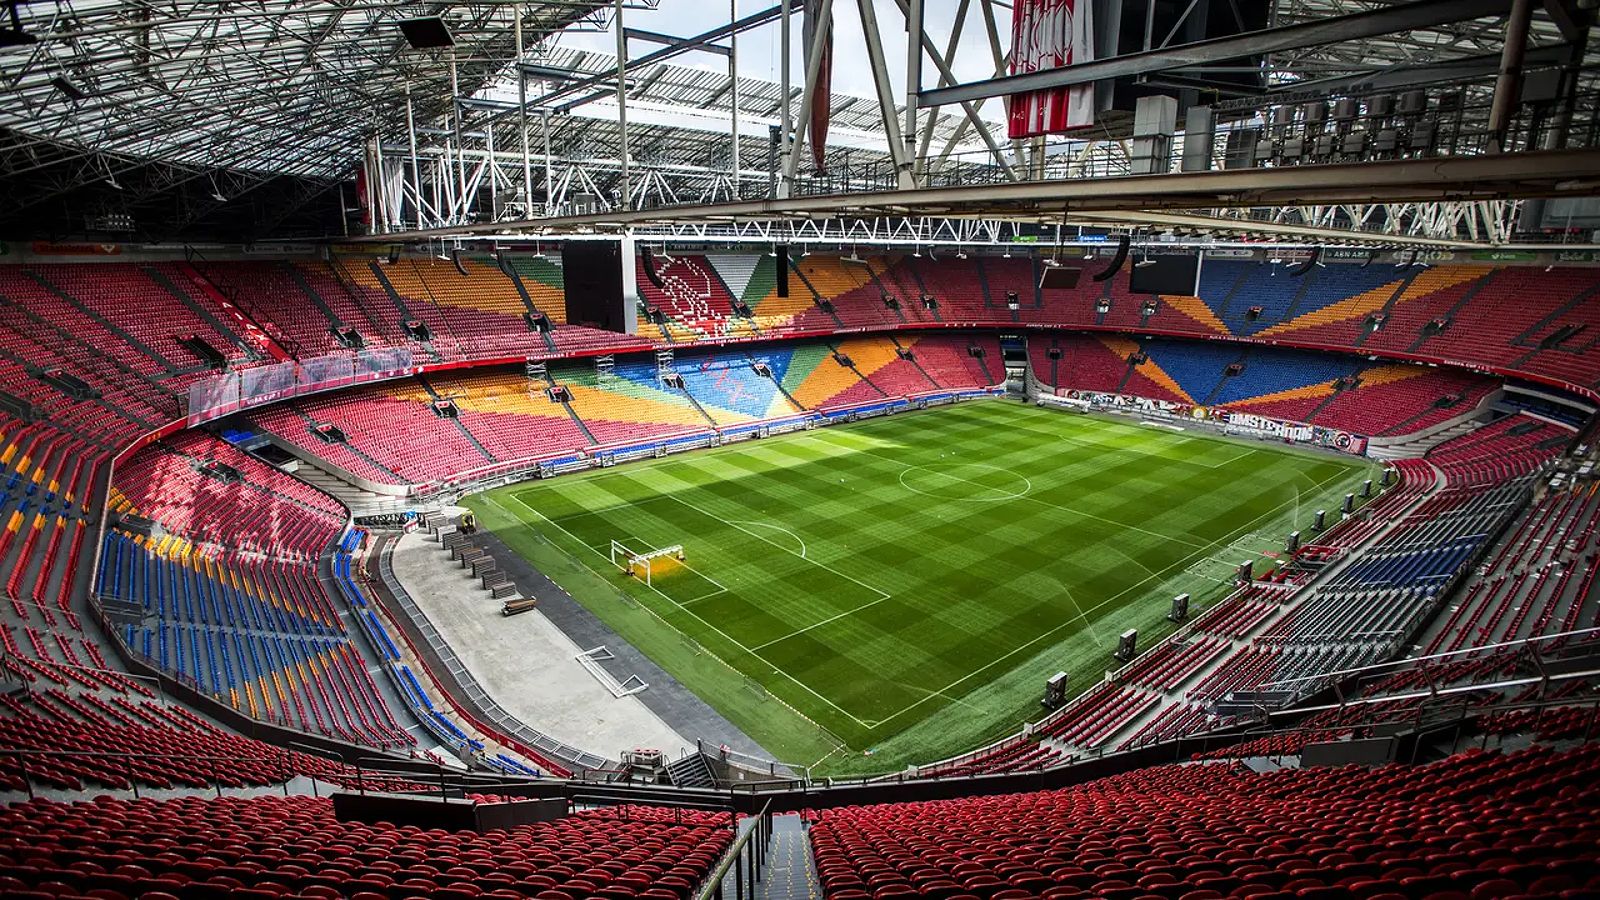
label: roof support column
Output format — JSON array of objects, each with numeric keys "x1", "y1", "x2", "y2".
[
  {"x1": 778, "y1": 0, "x2": 793, "y2": 198},
  {"x1": 542, "y1": 108, "x2": 554, "y2": 212},
  {"x1": 515, "y1": 4, "x2": 534, "y2": 217},
  {"x1": 783, "y1": 0, "x2": 836, "y2": 192},
  {"x1": 1487, "y1": 0, "x2": 1534, "y2": 153},
  {"x1": 406, "y1": 83, "x2": 423, "y2": 229},
  {"x1": 450, "y1": 51, "x2": 467, "y2": 220},
  {"x1": 731, "y1": 0, "x2": 742, "y2": 200},
  {"x1": 615, "y1": 0, "x2": 631, "y2": 210},
  {"x1": 904, "y1": 0, "x2": 922, "y2": 180},
  {"x1": 856, "y1": 0, "x2": 916, "y2": 188}
]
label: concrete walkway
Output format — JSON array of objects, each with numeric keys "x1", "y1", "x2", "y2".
[{"x1": 390, "y1": 530, "x2": 691, "y2": 759}]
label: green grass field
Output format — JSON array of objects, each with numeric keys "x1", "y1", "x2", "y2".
[{"x1": 466, "y1": 401, "x2": 1377, "y2": 775}]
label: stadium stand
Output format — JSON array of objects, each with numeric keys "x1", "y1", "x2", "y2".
[
  {"x1": 0, "y1": 795, "x2": 733, "y2": 898},
  {"x1": 1031, "y1": 333, "x2": 1502, "y2": 437},
  {"x1": 811, "y1": 745, "x2": 1600, "y2": 900},
  {"x1": 0, "y1": 252, "x2": 1595, "y2": 798},
  {"x1": 249, "y1": 336, "x2": 1000, "y2": 485}
]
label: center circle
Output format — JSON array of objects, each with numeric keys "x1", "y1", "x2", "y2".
[{"x1": 898, "y1": 463, "x2": 1032, "y2": 502}]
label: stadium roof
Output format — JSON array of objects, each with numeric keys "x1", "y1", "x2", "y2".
[
  {"x1": 0, "y1": 0, "x2": 612, "y2": 179},
  {"x1": 0, "y1": 0, "x2": 1594, "y2": 244}
]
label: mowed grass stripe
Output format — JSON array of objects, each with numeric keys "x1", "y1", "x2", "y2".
[{"x1": 470, "y1": 401, "x2": 1376, "y2": 770}]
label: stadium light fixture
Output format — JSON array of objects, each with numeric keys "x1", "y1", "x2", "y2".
[
  {"x1": 50, "y1": 76, "x2": 86, "y2": 102},
  {"x1": 398, "y1": 16, "x2": 454, "y2": 49}
]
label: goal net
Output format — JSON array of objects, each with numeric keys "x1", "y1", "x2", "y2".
[{"x1": 609, "y1": 540, "x2": 685, "y2": 586}]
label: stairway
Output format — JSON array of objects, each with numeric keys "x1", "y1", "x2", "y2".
[
  {"x1": 1353, "y1": 267, "x2": 1423, "y2": 348},
  {"x1": 750, "y1": 353, "x2": 809, "y2": 413},
  {"x1": 146, "y1": 264, "x2": 273, "y2": 362},
  {"x1": 675, "y1": 384, "x2": 726, "y2": 426},
  {"x1": 1408, "y1": 270, "x2": 1497, "y2": 352},
  {"x1": 889, "y1": 336, "x2": 942, "y2": 389},
  {"x1": 25, "y1": 271, "x2": 178, "y2": 372},
  {"x1": 787, "y1": 262, "x2": 846, "y2": 328},
  {"x1": 665, "y1": 752, "x2": 716, "y2": 789},
  {"x1": 553, "y1": 395, "x2": 598, "y2": 445},
  {"x1": 757, "y1": 814, "x2": 823, "y2": 900},
  {"x1": 417, "y1": 376, "x2": 496, "y2": 464},
  {"x1": 285, "y1": 262, "x2": 349, "y2": 332}
]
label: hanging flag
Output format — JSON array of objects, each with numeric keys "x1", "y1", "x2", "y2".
[
  {"x1": 354, "y1": 162, "x2": 371, "y2": 228},
  {"x1": 802, "y1": 2, "x2": 833, "y2": 173},
  {"x1": 1008, "y1": 0, "x2": 1095, "y2": 138}
]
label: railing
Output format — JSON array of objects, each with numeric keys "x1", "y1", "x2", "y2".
[{"x1": 696, "y1": 799, "x2": 774, "y2": 900}]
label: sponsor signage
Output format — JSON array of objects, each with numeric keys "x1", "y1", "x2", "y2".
[{"x1": 1213, "y1": 410, "x2": 1368, "y2": 455}]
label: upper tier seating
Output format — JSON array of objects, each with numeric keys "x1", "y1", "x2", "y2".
[
  {"x1": 813, "y1": 745, "x2": 1600, "y2": 900},
  {"x1": 4, "y1": 257, "x2": 1597, "y2": 402},
  {"x1": 1034, "y1": 333, "x2": 1502, "y2": 436}
]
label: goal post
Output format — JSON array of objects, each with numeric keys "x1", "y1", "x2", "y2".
[{"x1": 609, "y1": 540, "x2": 686, "y2": 586}]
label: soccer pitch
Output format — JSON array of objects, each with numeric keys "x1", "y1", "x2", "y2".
[{"x1": 466, "y1": 401, "x2": 1377, "y2": 775}]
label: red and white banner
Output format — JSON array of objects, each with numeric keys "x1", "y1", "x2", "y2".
[{"x1": 1008, "y1": 0, "x2": 1095, "y2": 138}]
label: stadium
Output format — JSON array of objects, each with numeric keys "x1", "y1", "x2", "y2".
[{"x1": 2, "y1": 0, "x2": 1600, "y2": 896}]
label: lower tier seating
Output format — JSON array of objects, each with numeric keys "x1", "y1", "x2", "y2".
[
  {"x1": 0, "y1": 794, "x2": 732, "y2": 900},
  {"x1": 812, "y1": 744, "x2": 1600, "y2": 900},
  {"x1": 251, "y1": 335, "x2": 1001, "y2": 486}
]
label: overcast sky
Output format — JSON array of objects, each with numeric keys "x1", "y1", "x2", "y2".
[{"x1": 554, "y1": 0, "x2": 1013, "y2": 121}]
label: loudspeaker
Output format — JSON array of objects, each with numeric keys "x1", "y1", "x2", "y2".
[
  {"x1": 1287, "y1": 247, "x2": 1320, "y2": 277},
  {"x1": 563, "y1": 240, "x2": 631, "y2": 333},
  {"x1": 1040, "y1": 266, "x2": 1085, "y2": 290},
  {"x1": 776, "y1": 245, "x2": 790, "y2": 298},
  {"x1": 1043, "y1": 672, "x2": 1069, "y2": 709},
  {"x1": 1115, "y1": 629, "x2": 1138, "y2": 662},
  {"x1": 386, "y1": 245, "x2": 400, "y2": 265},
  {"x1": 1093, "y1": 236, "x2": 1130, "y2": 282},
  {"x1": 640, "y1": 246, "x2": 666, "y2": 290},
  {"x1": 451, "y1": 248, "x2": 468, "y2": 277}
]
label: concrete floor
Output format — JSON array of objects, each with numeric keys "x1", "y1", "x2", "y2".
[{"x1": 390, "y1": 531, "x2": 692, "y2": 760}]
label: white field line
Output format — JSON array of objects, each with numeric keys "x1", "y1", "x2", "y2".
[
  {"x1": 511, "y1": 494, "x2": 879, "y2": 731},
  {"x1": 869, "y1": 465, "x2": 1355, "y2": 729}
]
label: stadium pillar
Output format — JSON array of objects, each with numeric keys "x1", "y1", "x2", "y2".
[
  {"x1": 904, "y1": 0, "x2": 922, "y2": 179},
  {"x1": 615, "y1": 0, "x2": 631, "y2": 209},
  {"x1": 515, "y1": 4, "x2": 534, "y2": 216},
  {"x1": 542, "y1": 108, "x2": 554, "y2": 207},
  {"x1": 855, "y1": 0, "x2": 915, "y2": 188},
  {"x1": 1487, "y1": 0, "x2": 1534, "y2": 152},
  {"x1": 730, "y1": 0, "x2": 741, "y2": 198},
  {"x1": 450, "y1": 51, "x2": 467, "y2": 213},
  {"x1": 777, "y1": 0, "x2": 793, "y2": 198},
  {"x1": 405, "y1": 84, "x2": 422, "y2": 229}
]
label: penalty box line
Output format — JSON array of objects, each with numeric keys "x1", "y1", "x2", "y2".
[
  {"x1": 590, "y1": 532, "x2": 729, "y2": 605},
  {"x1": 868, "y1": 465, "x2": 1358, "y2": 730},
  {"x1": 513, "y1": 494, "x2": 880, "y2": 732}
]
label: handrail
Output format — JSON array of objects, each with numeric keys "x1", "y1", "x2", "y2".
[
  {"x1": 696, "y1": 799, "x2": 773, "y2": 900},
  {"x1": 1258, "y1": 626, "x2": 1600, "y2": 691}
]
